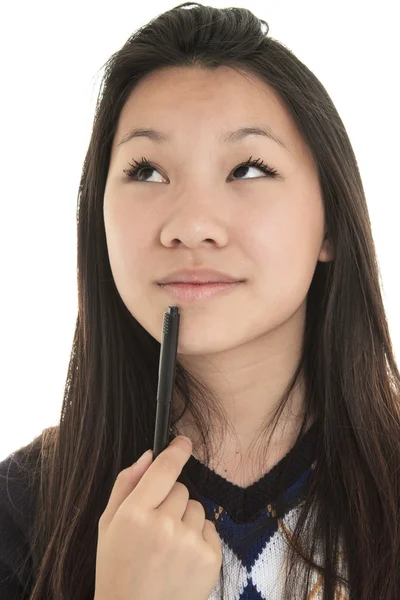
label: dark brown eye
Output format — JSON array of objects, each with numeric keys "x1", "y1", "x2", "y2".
[{"x1": 123, "y1": 155, "x2": 278, "y2": 182}]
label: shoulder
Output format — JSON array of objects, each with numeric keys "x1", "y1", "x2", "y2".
[
  {"x1": 0, "y1": 448, "x2": 40, "y2": 595},
  {"x1": 0, "y1": 447, "x2": 39, "y2": 531},
  {"x1": 0, "y1": 431, "x2": 48, "y2": 518}
]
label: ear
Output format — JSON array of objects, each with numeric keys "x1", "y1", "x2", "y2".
[{"x1": 318, "y1": 232, "x2": 335, "y2": 262}]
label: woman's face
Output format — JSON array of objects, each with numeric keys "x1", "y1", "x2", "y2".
[{"x1": 103, "y1": 66, "x2": 333, "y2": 355}]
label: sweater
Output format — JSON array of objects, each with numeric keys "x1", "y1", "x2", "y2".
[{"x1": 0, "y1": 423, "x2": 349, "y2": 599}]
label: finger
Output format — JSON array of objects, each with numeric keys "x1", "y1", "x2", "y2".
[
  {"x1": 157, "y1": 481, "x2": 190, "y2": 520},
  {"x1": 100, "y1": 449, "x2": 153, "y2": 528},
  {"x1": 202, "y1": 519, "x2": 223, "y2": 557},
  {"x1": 181, "y1": 499, "x2": 207, "y2": 531},
  {"x1": 126, "y1": 436, "x2": 192, "y2": 510}
]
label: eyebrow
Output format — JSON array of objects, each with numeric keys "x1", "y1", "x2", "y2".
[{"x1": 117, "y1": 124, "x2": 289, "y2": 152}]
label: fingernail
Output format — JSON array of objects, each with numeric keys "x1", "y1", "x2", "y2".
[
  {"x1": 173, "y1": 435, "x2": 192, "y2": 447},
  {"x1": 136, "y1": 449, "x2": 152, "y2": 466}
]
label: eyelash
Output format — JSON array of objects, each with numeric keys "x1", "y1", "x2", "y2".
[{"x1": 123, "y1": 155, "x2": 278, "y2": 181}]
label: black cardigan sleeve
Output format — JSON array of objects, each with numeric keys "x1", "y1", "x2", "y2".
[{"x1": 0, "y1": 454, "x2": 35, "y2": 599}]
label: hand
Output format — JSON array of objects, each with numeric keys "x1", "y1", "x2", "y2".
[{"x1": 94, "y1": 435, "x2": 222, "y2": 600}]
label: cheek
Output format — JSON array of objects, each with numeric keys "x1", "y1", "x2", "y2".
[
  {"x1": 242, "y1": 204, "x2": 322, "y2": 290},
  {"x1": 105, "y1": 197, "x2": 151, "y2": 257},
  {"x1": 241, "y1": 209, "x2": 297, "y2": 265}
]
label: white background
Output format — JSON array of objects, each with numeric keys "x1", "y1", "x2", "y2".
[{"x1": 1, "y1": 0, "x2": 399, "y2": 460}]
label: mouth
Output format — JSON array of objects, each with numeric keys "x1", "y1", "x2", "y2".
[{"x1": 157, "y1": 281, "x2": 242, "y2": 302}]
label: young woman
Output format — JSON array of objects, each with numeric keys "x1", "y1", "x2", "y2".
[{"x1": 1, "y1": 2, "x2": 399, "y2": 599}]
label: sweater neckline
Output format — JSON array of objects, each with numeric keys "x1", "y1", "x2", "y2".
[{"x1": 182, "y1": 422, "x2": 318, "y2": 523}]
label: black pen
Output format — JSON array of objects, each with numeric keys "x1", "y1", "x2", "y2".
[{"x1": 153, "y1": 306, "x2": 180, "y2": 460}]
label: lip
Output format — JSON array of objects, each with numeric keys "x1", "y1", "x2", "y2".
[
  {"x1": 157, "y1": 268, "x2": 242, "y2": 284},
  {"x1": 157, "y1": 282, "x2": 242, "y2": 302}
]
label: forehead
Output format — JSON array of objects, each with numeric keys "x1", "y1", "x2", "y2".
[{"x1": 113, "y1": 66, "x2": 309, "y2": 161}]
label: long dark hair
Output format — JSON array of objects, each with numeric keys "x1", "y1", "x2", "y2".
[{"x1": 4, "y1": 2, "x2": 400, "y2": 598}]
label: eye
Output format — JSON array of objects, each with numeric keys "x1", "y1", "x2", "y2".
[
  {"x1": 123, "y1": 155, "x2": 279, "y2": 182},
  {"x1": 124, "y1": 157, "x2": 164, "y2": 183},
  {"x1": 231, "y1": 157, "x2": 278, "y2": 180}
]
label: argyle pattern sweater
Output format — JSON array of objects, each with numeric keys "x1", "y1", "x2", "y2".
[
  {"x1": 0, "y1": 423, "x2": 349, "y2": 599},
  {"x1": 183, "y1": 423, "x2": 349, "y2": 599}
]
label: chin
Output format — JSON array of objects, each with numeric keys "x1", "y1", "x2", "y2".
[{"x1": 176, "y1": 331, "x2": 240, "y2": 356}]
